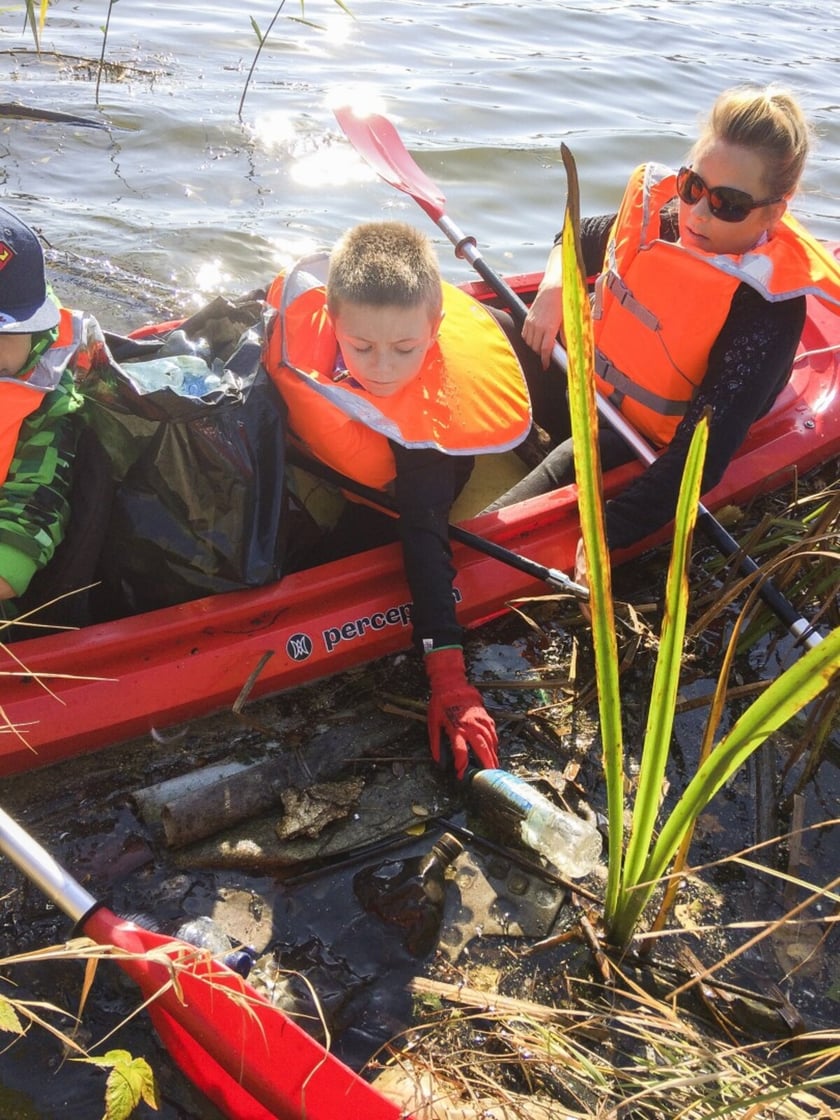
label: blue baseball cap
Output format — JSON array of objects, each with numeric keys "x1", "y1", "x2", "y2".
[{"x1": 0, "y1": 205, "x2": 61, "y2": 334}]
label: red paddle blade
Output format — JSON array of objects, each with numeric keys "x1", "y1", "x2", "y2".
[
  {"x1": 334, "y1": 105, "x2": 447, "y2": 221},
  {"x1": 83, "y1": 907, "x2": 401, "y2": 1120}
]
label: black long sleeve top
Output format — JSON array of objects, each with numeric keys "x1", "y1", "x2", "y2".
[
  {"x1": 390, "y1": 441, "x2": 473, "y2": 654},
  {"x1": 573, "y1": 213, "x2": 806, "y2": 551}
]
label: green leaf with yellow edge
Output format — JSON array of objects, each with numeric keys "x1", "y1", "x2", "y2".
[
  {"x1": 559, "y1": 143, "x2": 624, "y2": 918},
  {"x1": 649, "y1": 622, "x2": 840, "y2": 880},
  {"x1": 608, "y1": 413, "x2": 709, "y2": 945},
  {"x1": 0, "y1": 993, "x2": 25, "y2": 1035},
  {"x1": 75, "y1": 1049, "x2": 160, "y2": 1119}
]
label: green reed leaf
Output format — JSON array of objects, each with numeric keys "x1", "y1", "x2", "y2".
[
  {"x1": 619, "y1": 624, "x2": 840, "y2": 937},
  {"x1": 560, "y1": 144, "x2": 624, "y2": 916},
  {"x1": 619, "y1": 412, "x2": 707, "y2": 896}
]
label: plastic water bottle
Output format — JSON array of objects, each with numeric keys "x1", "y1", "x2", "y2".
[
  {"x1": 181, "y1": 369, "x2": 223, "y2": 397},
  {"x1": 353, "y1": 832, "x2": 464, "y2": 956},
  {"x1": 126, "y1": 354, "x2": 217, "y2": 396},
  {"x1": 468, "y1": 769, "x2": 602, "y2": 879},
  {"x1": 174, "y1": 915, "x2": 258, "y2": 979}
]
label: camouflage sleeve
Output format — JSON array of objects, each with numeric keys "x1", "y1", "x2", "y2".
[{"x1": 0, "y1": 370, "x2": 82, "y2": 598}]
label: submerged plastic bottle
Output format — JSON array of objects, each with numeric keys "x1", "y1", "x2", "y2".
[
  {"x1": 353, "y1": 832, "x2": 464, "y2": 957},
  {"x1": 468, "y1": 768, "x2": 602, "y2": 879},
  {"x1": 174, "y1": 915, "x2": 258, "y2": 979}
]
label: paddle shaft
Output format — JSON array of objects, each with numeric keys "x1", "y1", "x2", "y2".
[
  {"x1": 0, "y1": 806, "x2": 95, "y2": 922},
  {"x1": 289, "y1": 448, "x2": 589, "y2": 598}
]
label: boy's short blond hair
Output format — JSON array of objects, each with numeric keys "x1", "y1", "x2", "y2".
[{"x1": 327, "y1": 221, "x2": 443, "y2": 320}]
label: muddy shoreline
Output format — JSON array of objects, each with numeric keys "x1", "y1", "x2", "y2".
[{"x1": 1, "y1": 525, "x2": 838, "y2": 1117}]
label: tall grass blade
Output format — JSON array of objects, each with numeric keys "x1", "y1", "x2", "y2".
[
  {"x1": 618, "y1": 412, "x2": 708, "y2": 903},
  {"x1": 559, "y1": 144, "x2": 624, "y2": 915},
  {"x1": 23, "y1": 1, "x2": 41, "y2": 51}
]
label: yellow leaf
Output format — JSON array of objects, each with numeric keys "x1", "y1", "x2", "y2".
[
  {"x1": 103, "y1": 1053, "x2": 160, "y2": 1119},
  {"x1": 0, "y1": 994, "x2": 24, "y2": 1036}
]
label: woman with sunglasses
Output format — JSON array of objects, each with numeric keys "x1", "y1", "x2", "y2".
[{"x1": 485, "y1": 85, "x2": 840, "y2": 578}]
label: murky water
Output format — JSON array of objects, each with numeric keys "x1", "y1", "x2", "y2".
[{"x1": 1, "y1": 1, "x2": 839, "y2": 1116}]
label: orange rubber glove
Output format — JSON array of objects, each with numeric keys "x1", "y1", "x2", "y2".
[{"x1": 424, "y1": 647, "x2": 498, "y2": 780}]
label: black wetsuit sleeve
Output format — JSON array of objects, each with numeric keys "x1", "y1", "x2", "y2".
[
  {"x1": 390, "y1": 442, "x2": 474, "y2": 653},
  {"x1": 604, "y1": 286, "x2": 807, "y2": 551}
]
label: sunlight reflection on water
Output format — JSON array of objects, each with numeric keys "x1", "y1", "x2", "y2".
[{"x1": 3, "y1": 0, "x2": 837, "y2": 320}]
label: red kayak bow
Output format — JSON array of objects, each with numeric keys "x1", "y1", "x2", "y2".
[{"x1": 0, "y1": 806, "x2": 402, "y2": 1120}]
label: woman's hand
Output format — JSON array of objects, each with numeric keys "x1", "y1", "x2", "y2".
[{"x1": 522, "y1": 283, "x2": 564, "y2": 371}]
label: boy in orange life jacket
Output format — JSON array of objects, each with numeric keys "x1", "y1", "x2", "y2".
[
  {"x1": 264, "y1": 221, "x2": 532, "y2": 779},
  {"x1": 0, "y1": 206, "x2": 83, "y2": 620}
]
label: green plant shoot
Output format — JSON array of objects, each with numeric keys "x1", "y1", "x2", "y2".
[
  {"x1": 559, "y1": 143, "x2": 624, "y2": 919},
  {"x1": 557, "y1": 145, "x2": 840, "y2": 948},
  {"x1": 22, "y1": 1, "x2": 49, "y2": 51},
  {"x1": 618, "y1": 410, "x2": 707, "y2": 891}
]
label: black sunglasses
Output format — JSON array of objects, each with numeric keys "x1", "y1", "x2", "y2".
[{"x1": 676, "y1": 166, "x2": 782, "y2": 224}]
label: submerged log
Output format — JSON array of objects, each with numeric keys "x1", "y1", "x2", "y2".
[
  {"x1": 150, "y1": 710, "x2": 409, "y2": 848},
  {"x1": 132, "y1": 761, "x2": 249, "y2": 826},
  {"x1": 0, "y1": 102, "x2": 108, "y2": 128},
  {"x1": 160, "y1": 758, "x2": 292, "y2": 847},
  {"x1": 172, "y1": 763, "x2": 456, "y2": 872}
]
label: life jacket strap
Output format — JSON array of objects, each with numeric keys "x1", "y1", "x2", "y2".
[{"x1": 595, "y1": 351, "x2": 689, "y2": 418}]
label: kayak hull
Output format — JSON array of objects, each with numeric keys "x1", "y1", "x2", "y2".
[{"x1": 2, "y1": 272, "x2": 839, "y2": 775}]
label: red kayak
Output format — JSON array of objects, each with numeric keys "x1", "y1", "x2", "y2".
[{"x1": 2, "y1": 267, "x2": 839, "y2": 776}]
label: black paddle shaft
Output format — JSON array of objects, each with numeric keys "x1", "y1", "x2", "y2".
[
  {"x1": 287, "y1": 448, "x2": 588, "y2": 598},
  {"x1": 443, "y1": 226, "x2": 821, "y2": 649}
]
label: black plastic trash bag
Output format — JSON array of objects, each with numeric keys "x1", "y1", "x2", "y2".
[{"x1": 78, "y1": 296, "x2": 292, "y2": 617}]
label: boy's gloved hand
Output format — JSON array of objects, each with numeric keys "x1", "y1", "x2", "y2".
[{"x1": 424, "y1": 647, "x2": 498, "y2": 780}]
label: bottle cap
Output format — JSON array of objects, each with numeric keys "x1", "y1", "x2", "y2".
[
  {"x1": 432, "y1": 832, "x2": 464, "y2": 866},
  {"x1": 224, "y1": 947, "x2": 259, "y2": 979}
]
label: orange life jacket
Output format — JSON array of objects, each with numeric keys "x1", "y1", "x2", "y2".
[
  {"x1": 264, "y1": 254, "x2": 531, "y2": 491},
  {"x1": 0, "y1": 308, "x2": 79, "y2": 483},
  {"x1": 592, "y1": 163, "x2": 840, "y2": 447}
]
